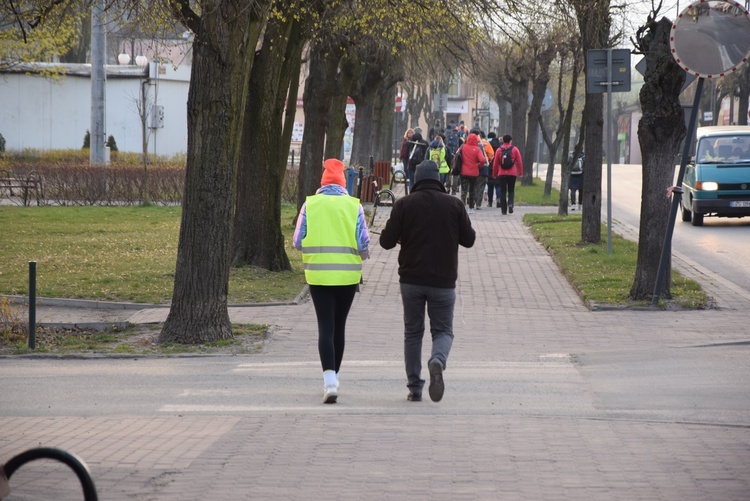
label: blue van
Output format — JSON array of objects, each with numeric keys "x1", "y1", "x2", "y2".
[{"x1": 681, "y1": 126, "x2": 750, "y2": 226}]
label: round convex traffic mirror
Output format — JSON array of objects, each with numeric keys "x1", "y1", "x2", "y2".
[{"x1": 670, "y1": 0, "x2": 750, "y2": 77}]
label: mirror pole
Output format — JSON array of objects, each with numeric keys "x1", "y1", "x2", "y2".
[{"x1": 652, "y1": 77, "x2": 704, "y2": 305}]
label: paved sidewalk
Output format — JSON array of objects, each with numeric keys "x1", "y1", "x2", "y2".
[{"x1": 2, "y1": 190, "x2": 750, "y2": 500}]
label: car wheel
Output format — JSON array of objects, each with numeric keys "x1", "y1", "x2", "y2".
[
  {"x1": 691, "y1": 211, "x2": 704, "y2": 226},
  {"x1": 680, "y1": 200, "x2": 692, "y2": 222}
]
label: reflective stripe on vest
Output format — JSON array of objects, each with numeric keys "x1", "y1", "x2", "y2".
[{"x1": 302, "y1": 194, "x2": 362, "y2": 285}]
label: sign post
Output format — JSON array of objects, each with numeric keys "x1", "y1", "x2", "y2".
[{"x1": 586, "y1": 48, "x2": 631, "y2": 254}]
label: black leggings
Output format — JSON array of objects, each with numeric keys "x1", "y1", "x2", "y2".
[{"x1": 309, "y1": 284, "x2": 357, "y2": 373}]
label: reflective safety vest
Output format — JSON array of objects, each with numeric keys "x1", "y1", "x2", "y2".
[
  {"x1": 429, "y1": 146, "x2": 449, "y2": 174},
  {"x1": 302, "y1": 194, "x2": 362, "y2": 286}
]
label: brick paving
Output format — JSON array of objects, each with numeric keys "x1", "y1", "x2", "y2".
[{"x1": 2, "y1": 187, "x2": 750, "y2": 500}]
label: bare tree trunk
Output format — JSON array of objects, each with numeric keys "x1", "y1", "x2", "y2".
[
  {"x1": 571, "y1": 0, "x2": 611, "y2": 243},
  {"x1": 509, "y1": 77, "x2": 529, "y2": 164},
  {"x1": 630, "y1": 17, "x2": 686, "y2": 300},
  {"x1": 350, "y1": 57, "x2": 385, "y2": 168},
  {"x1": 297, "y1": 41, "x2": 343, "y2": 212},
  {"x1": 160, "y1": 0, "x2": 269, "y2": 344},
  {"x1": 581, "y1": 93, "x2": 604, "y2": 243},
  {"x1": 323, "y1": 65, "x2": 352, "y2": 162},
  {"x1": 524, "y1": 45, "x2": 556, "y2": 186},
  {"x1": 373, "y1": 82, "x2": 399, "y2": 163},
  {"x1": 555, "y1": 49, "x2": 584, "y2": 214},
  {"x1": 233, "y1": 13, "x2": 305, "y2": 271}
]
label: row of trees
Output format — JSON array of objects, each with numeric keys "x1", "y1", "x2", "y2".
[{"x1": 6, "y1": 0, "x2": 727, "y2": 340}]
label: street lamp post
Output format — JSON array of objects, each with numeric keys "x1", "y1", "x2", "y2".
[{"x1": 90, "y1": 0, "x2": 107, "y2": 165}]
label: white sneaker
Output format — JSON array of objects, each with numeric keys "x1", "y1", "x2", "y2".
[
  {"x1": 468, "y1": 208, "x2": 475, "y2": 214},
  {"x1": 323, "y1": 385, "x2": 338, "y2": 404}
]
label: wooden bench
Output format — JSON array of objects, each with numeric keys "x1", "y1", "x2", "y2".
[{"x1": 0, "y1": 169, "x2": 44, "y2": 206}]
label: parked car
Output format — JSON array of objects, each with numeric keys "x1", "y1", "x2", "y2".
[{"x1": 681, "y1": 125, "x2": 750, "y2": 226}]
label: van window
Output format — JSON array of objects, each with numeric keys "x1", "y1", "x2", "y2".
[{"x1": 697, "y1": 135, "x2": 750, "y2": 163}]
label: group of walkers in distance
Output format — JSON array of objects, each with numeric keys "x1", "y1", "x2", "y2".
[{"x1": 399, "y1": 119, "x2": 523, "y2": 215}]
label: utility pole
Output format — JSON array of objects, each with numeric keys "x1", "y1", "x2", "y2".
[{"x1": 90, "y1": 0, "x2": 107, "y2": 165}]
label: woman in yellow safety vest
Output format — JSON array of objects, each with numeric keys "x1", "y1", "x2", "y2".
[{"x1": 293, "y1": 158, "x2": 370, "y2": 404}]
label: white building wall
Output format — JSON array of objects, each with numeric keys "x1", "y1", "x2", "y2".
[{"x1": 0, "y1": 63, "x2": 189, "y2": 157}]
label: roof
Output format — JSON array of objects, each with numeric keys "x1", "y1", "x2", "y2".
[{"x1": 696, "y1": 125, "x2": 750, "y2": 138}]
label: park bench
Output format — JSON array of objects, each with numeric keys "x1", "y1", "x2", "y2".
[{"x1": 0, "y1": 169, "x2": 44, "y2": 206}]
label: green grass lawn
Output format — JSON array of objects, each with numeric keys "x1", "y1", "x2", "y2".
[
  {"x1": 0, "y1": 205, "x2": 305, "y2": 304},
  {"x1": 514, "y1": 178, "x2": 559, "y2": 206},
  {"x1": 523, "y1": 213, "x2": 709, "y2": 308}
]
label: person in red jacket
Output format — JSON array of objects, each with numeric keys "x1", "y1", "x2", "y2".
[
  {"x1": 458, "y1": 133, "x2": 486, "y2": 213},
  {"x1": 492, "y1": 134, "x2": 524, "y2": 214}
]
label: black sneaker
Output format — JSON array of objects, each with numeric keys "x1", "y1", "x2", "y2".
[
  {"x1": 509, "y1": 206, "x2": 514, "y2": 214},
  {"x1": 428, "y1": 359, "x2": 444, "y2": 402},
  {"x1": 407, "y1": 391, "x2": 422, "y2": 402}
]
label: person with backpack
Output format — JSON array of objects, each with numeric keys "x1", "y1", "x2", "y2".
[
  {"x1": 427, "y1": 135, "x2": 450, "y2": 185},
  {"x1": 407, "y1": 129, "x2": 429, "y2": 191},
  {"x1": 569, "y1": 152, "x2": 584, "y2": 211},
  {"x1": 444, "y1": 125, "x2": 462, "y2": 195},
  {"x1": 492, "y1": 134, "x2": 523, "y2": 215},
  {"x1": 458, "y1": 132, "x2": 487, "y2": 213},
  {"x1": 486, "y1": 132, "x2": 503, "y2": 207}
]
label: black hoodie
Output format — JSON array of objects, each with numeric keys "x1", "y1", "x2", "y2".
[
  {"x1": 379, "y1": 179, "x2": 475, "y2": 288},
  {"x1": 407, "y1": 132, "x2": 429, "y2": 169}
]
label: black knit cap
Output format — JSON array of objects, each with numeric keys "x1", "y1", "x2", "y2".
[{"x1": 414, "y1": 160, "x2": 440, "y2": 183}]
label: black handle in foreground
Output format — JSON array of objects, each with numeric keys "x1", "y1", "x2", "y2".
[{"x1": 1, "y1": 447, "x2": 98, "y2": 501}]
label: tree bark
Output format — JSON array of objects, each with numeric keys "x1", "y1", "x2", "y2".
[
  {"x1": 524, "y1": 45, "x2": 556, "y2": 186},
  {"x1": 509, "y1": 76, "x2": 529, "y2": 165},
  {"x1": 571, "y1": 0, "x2": 611, "y2": 243},
  {"x1": 324, "y1": 55, "x2": 357, "y2": 161},
  {"x1": 160, "y1": 0, "x2": 269, "y2": 344},
  {"x1": 296, "y1": 40, "x2": 343, "y2": 212},
  {"x1": 630, "y1": 17, "x2": 686, "y2": 300},
  {"x1": 350, "y1": 59, "x2": 385, "y2": 168},
  {"x1": 232, "y1": 11, "x2": 305, "y2": 271}
]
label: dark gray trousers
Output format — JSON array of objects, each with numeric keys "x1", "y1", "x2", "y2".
[{"x1": 400, "y1": 283, "x2": 455, "y2": 392}]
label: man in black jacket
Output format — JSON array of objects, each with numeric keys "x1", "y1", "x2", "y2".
[{"x1": 379, "y1": 160, "x2": 476, "y2": 402}]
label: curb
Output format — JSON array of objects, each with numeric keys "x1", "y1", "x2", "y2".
[
  {"x1": 38, "y1": 321, "x2": 132, "y2": 332},
  {"x1": 3, "y1": 286, "x2": 310, "y2": 312}
]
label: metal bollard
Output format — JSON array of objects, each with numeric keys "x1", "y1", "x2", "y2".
[{"x1": 28, "y1": 261, "x2": 36, "y2": 349}]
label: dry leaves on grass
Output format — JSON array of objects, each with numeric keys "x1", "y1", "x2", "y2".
[{"x1": 0, "y1": 323, "x2": 268, "y2": 356}]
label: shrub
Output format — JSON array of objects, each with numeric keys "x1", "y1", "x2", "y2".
[
  {"x1": 0, "y1": 133, "x2": 6, "y2": 154},
  {"x1": 5, "y1": 159, "x2": 186, "y2": 206},
  {"x1": 82, "y1": 130, "x2": 90, "y2": 149},
  {"x1": 282, "y1": 169, "x2": 298, "y2": 204},
  {"x1": 0, "y1": 297, "x2": 26, "y2": 341},
  {"x1": 106, "y1": 135, "x2": 118, "y2": 152}
]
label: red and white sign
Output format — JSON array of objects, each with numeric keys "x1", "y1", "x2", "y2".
[{"x1": 395, "y1": 96, "x2": 404, "y2": 112}]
